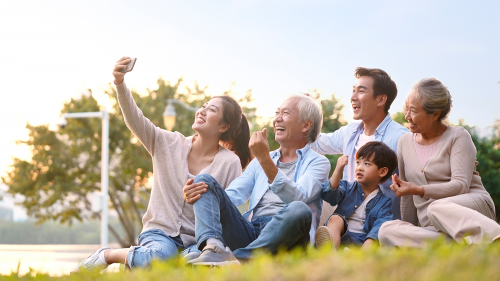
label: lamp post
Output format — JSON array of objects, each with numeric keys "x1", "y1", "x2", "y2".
[
  {"x1": 59, "y1": 110, "x2": 109, "y2": 248},
  {"x1": 162, "y1": 99, "x2": 198, "y2": 131}
]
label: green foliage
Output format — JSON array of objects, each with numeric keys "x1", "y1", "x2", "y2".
[
  {"x1": 460, "y1": 122, "x2": 500, "y2": 220},
  {"x1": 318, "y1": 92, "x2": 347, "y2": 175},
  {"x1": 3, "y1": 241, "x2": 500, "y2": 280},
  {"x1": 391, "y1": 111, "x2": 408, "y2": 127},
  {"x1": 1, "y1": 78, "x2": 256, "y2": 247}
]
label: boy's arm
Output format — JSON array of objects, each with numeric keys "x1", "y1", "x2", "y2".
[
  {"x1": 365, "y1": 197, "x2": 393, "y2": 241},
  {"x1": 329, "y1": 155, "x2": 348, "y2": 190},
  {"x1": 321, "y1": 155, "x2": 349, "y2": 206},
  {"x1": 321, "y1": 179, "x2": 348, "y2": 206}
]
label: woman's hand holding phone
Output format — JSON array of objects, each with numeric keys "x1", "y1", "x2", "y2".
[{"x1": 113, "y1": 57, "x2": 135, "y2": 85}]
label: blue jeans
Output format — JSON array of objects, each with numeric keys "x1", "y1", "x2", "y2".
[
  {"x1": 126, "y1": 229, "x2": 199, "y2": 268},
  {"x1": 193, "y1": 174, "x2": 312, "y2": 261},
  {"x1": 325, "y1": 213, "x2": 367, "y2": 245}
]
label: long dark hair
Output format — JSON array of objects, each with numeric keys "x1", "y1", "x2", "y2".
[{"x1": 213, "y1": 95, "x2": 252, "y2": 169}]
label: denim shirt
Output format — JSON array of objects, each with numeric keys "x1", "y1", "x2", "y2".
[
  {"x1": 225, "y1": 143, "x2": 331, "y2": 240},
  {"x1": 321, "y1": 180, "x2": 393, "y2": 241},
  {"x1": 310, "y1": 114, "x2": 408, "y2": 219}
]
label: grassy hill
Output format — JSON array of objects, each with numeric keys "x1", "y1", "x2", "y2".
[{"x1": 1, "y1": 239, "x2": 499, "y2": 281}]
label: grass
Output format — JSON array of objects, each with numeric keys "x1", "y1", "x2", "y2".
[{"x1": 2, "y1": 240, "x2": 500, "y2": 281}]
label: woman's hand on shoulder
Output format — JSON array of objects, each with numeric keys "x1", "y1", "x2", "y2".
[
  {"x1": 112, "y1": 57, "x2": 131, "y2": 85},
  {"x1": 390, "y1": 174, "x2": 425, "y2": 197},
  {"x1": 183, "y1": 179, "x2": 208, "y2": 204}
]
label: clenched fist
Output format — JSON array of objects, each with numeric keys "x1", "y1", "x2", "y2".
[{"x1": 249, "y1": 128, "x2": 270, "y2": 160}]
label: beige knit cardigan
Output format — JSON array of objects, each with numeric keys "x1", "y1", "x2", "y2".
[
  {"x1": 398, "y1": 126, "x2": 495, "y2": 227},
  {"x1": 116, "y1": 81, "x2": 242, "y2": 246}
]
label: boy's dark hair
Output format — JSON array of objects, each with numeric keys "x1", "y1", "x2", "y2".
[
  {"x1": 356, "y1": 141, "x2": 397, "y2": 183},
  {"x1": 354, "y1": 67, "x2": 397, "y2": 114}
]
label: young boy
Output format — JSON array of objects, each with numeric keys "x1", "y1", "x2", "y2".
[{"x1": 315, "y1": 141, "x2": 396, "y2": 249}]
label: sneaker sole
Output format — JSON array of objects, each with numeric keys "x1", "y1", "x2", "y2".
[{"x1": 315, "y1": 226, "x2": 333, "y2": 249}]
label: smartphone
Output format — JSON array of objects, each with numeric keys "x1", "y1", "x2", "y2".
[{"x1": 122, "y1": 57, "x2": 137, "y2": 72}]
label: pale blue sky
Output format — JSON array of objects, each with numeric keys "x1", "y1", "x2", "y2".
[{"x1": 0, "y1": 0, "x2": 499, "y2": 175}]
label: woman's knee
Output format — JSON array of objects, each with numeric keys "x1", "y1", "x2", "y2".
[
  {"x1": 378, "y1": 220, "x2": 399, "y2": 247},
  {"x1": 427, "y1": 199, "x2": 450, "y2": 224}
]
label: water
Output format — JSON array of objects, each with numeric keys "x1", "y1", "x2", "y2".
[{"x1": 0, "y1": 244, "x2": 121, "y2": 276}]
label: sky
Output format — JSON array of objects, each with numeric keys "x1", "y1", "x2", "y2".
[{"x1": 0, "y1": 0, "x2": 499, "y2": 177}]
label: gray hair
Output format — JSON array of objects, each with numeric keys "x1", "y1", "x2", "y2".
[
  {"x1": 285, "y1": 94, "x2": 323, "y2": 143},
  {"x1": 412, "y1": 78, "x2": 453, "y2": 121}
]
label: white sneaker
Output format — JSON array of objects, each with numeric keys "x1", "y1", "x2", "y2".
[
  {"x1": 315, "y1": 226, "x2": 333, "y2": 249},
  {"x1": 73, "y1": 247, "x2": 111, "y2": 272}
]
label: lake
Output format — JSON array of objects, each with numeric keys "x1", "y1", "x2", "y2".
[{"x1": 0, "y1": 244, "x2": 121, "y2": 276}]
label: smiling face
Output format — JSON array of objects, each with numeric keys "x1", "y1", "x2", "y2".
[
  {"x1": 404, "y1": 91, "x2": 440, "y2": 135},
  {"x1": 351, "y1": 76, "x2": 386, "y2": 121},
  {"x1": 355, "y1": 155, "x2": 388, "y2": 186},
  {"x1": 272, "y1": 97, "x2": 309, "y2": 146},
  {"x1": 191, "y1": 98, "x2": 229, "y2": 137}
]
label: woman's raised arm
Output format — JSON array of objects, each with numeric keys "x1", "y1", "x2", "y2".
[{"x1": 113, "y1": 57, "x2": 160, "y2": 156}]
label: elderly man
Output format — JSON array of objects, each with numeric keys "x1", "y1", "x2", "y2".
[{"x1": 183, "y1": 94, "x2": 330, "y2": 265}]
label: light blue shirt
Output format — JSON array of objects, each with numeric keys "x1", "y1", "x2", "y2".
[
  {"x1": 310, "y1": 114, "x2": 409, "y2": 219},
  {"x1": 225, "y1": 143, "x2": 331, "y2": 240}
]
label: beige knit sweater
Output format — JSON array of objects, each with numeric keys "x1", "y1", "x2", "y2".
[
  {"x1": 398, "y1": 126, "x2": 495, "y2": 227},
  {"x1": 116, "y1": 81, "x2": 242, "y2": 246}
]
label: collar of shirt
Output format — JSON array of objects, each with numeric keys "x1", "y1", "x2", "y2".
[
  {"x1": 335, "y1": 181, "x2": 384, "y2": 217},
  {"x1": 355, "y1": 113, "x2": 394, "y2": 137},
  {"x1": 270, "y1": 143, "x2": 312, "y2": 165}
]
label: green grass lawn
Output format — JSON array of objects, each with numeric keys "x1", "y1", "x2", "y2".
[{"x1": 2, "y1": 240, "x2": 500, "y2": 281}]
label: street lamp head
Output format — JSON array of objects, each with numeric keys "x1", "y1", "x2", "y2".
[
  {"x1": 163, "y1": 100, "x2": 177, "y2": 131},
  {"x1": 58, "y1": 117, "x2": 67, "y2": 129}
]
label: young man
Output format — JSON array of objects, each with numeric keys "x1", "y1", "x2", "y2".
[
  {"x1": 315, "y1": 142, "x2": 396, "y2": 249},
  {"x1": 311, "y1": 67, "x2": 408, "y2": 219}
]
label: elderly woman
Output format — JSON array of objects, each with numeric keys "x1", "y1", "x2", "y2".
[{"x1": 379, "y1": 78, "x2": 500, "y2": 247}]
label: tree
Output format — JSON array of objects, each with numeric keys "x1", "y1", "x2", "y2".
[
  {"x1": 392, "y1": 111, "x2": 408, "y2": 128},
  {"x1": 461, "y1": 122, "x2": 500, "y2": 220},
  {"x1": 316, "y1": 91, "x2": 347, "y2": 175},
  {"x1": 2, "y1": 77, "x2": 257, "y2": 247}
]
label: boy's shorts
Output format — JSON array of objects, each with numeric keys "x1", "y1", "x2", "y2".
[{"x1": 325, "y1": 213, "x2": 367, "y2": 245}]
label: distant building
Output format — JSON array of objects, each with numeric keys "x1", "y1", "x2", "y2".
[
  {"x1": 0, "y1": 205, "x2": 13, "y2": 221},
  {"x1": 0, "y1": 184, "x2": 28, "y2": 222}
]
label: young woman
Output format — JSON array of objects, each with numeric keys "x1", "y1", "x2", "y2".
[{"x1": 75, "y1": 57, "x2": 252, "y2": 271}]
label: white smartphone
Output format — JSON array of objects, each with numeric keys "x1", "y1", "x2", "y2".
[{"x1": 122, "y1": 57, "x2": 137, "y2": 72}]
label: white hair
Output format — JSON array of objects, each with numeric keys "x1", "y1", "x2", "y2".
[
  {"x1": 284, "y1": 94, "x2": 323, "y2": 143},
  {"x1": 412, "y1": 78, "x2": 453, "y2": 121}
]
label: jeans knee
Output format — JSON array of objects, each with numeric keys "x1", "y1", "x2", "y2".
[
  {"x1": 284, "y1": 201, "x2": 312, "y2": 223},
  {"x1": 194, "y1": 173, "x2": 216, "y2": 184}
]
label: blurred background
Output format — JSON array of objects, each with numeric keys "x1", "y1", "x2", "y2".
[{"x1": 0, "y1": 0, "x2": 499, "y2": 276}]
